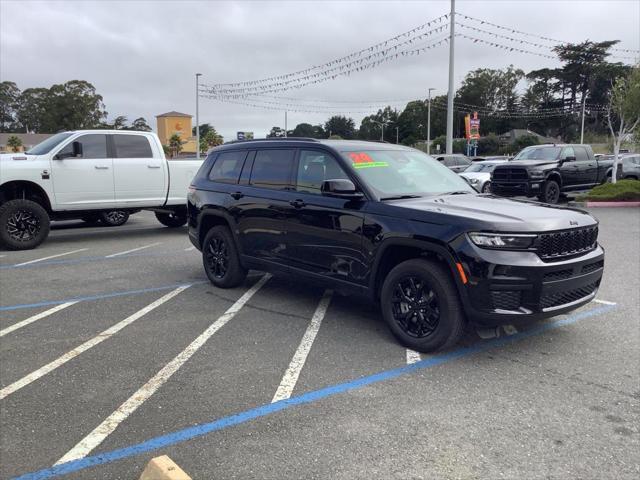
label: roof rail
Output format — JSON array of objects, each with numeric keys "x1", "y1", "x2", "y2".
[{"x1": 224, "y1": 137, "x2": 321, "y2": 144}]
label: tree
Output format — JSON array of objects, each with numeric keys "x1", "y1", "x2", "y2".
[
  {"x1": 192, "y1": 123, "x2": 214, "y2": 137},
  {"x1": 606, "y1": 65, "x2": 640, "y2": 184},
  {"x1": 111, "y1": 115, "x2": 128, "y2": 130},
  {"x1": 267, "y1": 126, "x2": 285, "y2": 138},
  {"x1": 43, "y1": 80, "x2": 107, "y2": 131},
  {"x1": 168, "y1": 133, "x2": 184, "y2": 158},
  {"x1": 358, "y1": 106, "x2": 399, "y2": 142},
  {"x1": 6, "y1": 135, "x2": 22, "y2": 152},
  {"x1": 291, "y1": 123, "x2": 324, "y2": 138},
  {"x1": 129, "y1": 117, "x2": 152, "y2": 131},
  {"x1": 200, "y1": 127, "x2": 223, "y2": 153},
  {"x1": 324, "y1": 115, "x2": 356, "y2": 139},
  {"x1": 0, "y1": 81, "x2": 20, "y2": 132},
  {"x1": 513, "y1": 134, "x2": 540, "y2": 150},
  {"x1": 15, "y1": 88, "x2": 49, "y2": 133}
]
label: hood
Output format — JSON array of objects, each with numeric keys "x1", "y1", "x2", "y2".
[
  {"x1": 499, "y1": 159, "x2": 558, "y2": 168},
  {"x1": 380, "y1": 193, "x2": 596, "y2": 233},
  {"x1": 0, "y1": 153, "x2": 31, "y2": 162}
]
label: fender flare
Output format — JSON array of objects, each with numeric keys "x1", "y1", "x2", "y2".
[
  {"x1": 197, "y1": 208, "x2": 242, "y2": 253},
  {"x1": 0, "y1": 180, "x2": 53, "y2": 212}
]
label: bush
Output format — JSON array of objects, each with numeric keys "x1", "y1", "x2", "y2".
[{"x1": 580, "y1": 179, "x2": 640, "y2": 202}]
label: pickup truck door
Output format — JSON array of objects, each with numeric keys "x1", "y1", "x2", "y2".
[
  {"x1": 574, "y1": 146, "x2": 598, "y2": 185},
  {"x1": 111, "y1": 134, "x2": 166, "y2": 206},
  {"x1": 50, "y1": 133, "x2": 115, "y2": 208},
  {"x1": 558, "y1": 146, "x2": 581, "y2": 187}
]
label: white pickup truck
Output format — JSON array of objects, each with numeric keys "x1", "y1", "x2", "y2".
[{"x1": 0, "y1": 130, "x2": 202, "y2": 250}]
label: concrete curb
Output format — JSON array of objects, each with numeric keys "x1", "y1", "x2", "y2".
[
  {"x1": 139, "y1": 455, "x2": 192, "y2": 480},
  {"x1": 586, "y1": 201, "x2": 640, "y2": 207}
]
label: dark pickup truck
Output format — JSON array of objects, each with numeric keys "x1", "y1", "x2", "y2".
[{"x1": 491, "y1": 144, "x2": 615, "y2": 203}]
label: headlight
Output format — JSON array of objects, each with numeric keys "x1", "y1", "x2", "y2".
[
  {"x1": 529, "y1": 170, "x2": 545, "y2": 179},
  {"x1": 468, "y1": 232, "x2": 537, "y2": 249},
  {"x1": 468, "y1": 178, "x2": 479, "y2": 184}
]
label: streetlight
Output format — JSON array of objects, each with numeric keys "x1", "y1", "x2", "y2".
[
  {"x1": 395, "y1": 126, "x2": 399, "y2": 144},
  {"x1": 427, "y1": 87, "x2": 435, "y2": 154},
  {"x1": 195, "y1": 73, "x2": 202, "y2": 160},
  {"x1": 371, "y1": 119, "x2": 387, "y2": 141}
]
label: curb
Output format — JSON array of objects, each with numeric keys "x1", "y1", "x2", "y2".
[
  {"x1": 139, "y1": 455, "x2": 192, "y2": 480},
  {"x1": 586, "y1": 201, "x2": 640, "y2": 207}
]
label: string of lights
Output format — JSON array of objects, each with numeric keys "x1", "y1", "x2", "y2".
[
  {"x1": 207, "y1": 13, "x2": 450, "y2": 89},
  {"x1": 456, "y1": 33, "x2": 557, "y2": 59}
]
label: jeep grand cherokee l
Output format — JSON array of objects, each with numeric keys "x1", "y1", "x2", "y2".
[{"x1": 187, "y1": 139, "x2": 605, "y2": 353}]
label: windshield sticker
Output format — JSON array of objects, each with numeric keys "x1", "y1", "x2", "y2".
[{"x1": 349, "y1": 152, "x2": 388, "y2": 169}]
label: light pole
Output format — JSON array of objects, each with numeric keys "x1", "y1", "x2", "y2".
[
  {"x1": 395, "y1": 126, "x2": 399, "y2": 144},
  {"x1": 372, "y1": 120, "x2": 387, "y2": 141},
  {"x1": 195, "y1": 73, "x2": 202, "y2": 159},
  {"x1": 427, "y1": 87, "x2": 435, "y2": 154},
  {"x1": 580, "y1": 92, "x2": 587, "y2": 144},
  {"x1": 445, "y1": 0, "x2": 456, "y2": 154}
]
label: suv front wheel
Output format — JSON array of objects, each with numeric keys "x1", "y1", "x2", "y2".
[
  {"x1": 380, "y1": 258, "x2": 465, "y2": 353},
  {"x1": 202, "y1": 226, "x2": 248, "y2": 288}
]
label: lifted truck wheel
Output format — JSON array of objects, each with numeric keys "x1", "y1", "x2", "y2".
[
  {"x1": 202, "y1": 226, "x2": 247, "y2": 288},
  {"x1": 380, "y1": 258, "x2": 465, "y2": 353},
  {"x1": 0, "y1": 199, "x2": 50, "y2": 250},
  {"x1": 538, "y1": 180, "x2": 560, "y2": 204},
  {"x1": 99, "y1": 210, "x2": 130, "y2": 226},
  {"x1": 155, "y1": 211, "x2": 187, "y2": 228}
]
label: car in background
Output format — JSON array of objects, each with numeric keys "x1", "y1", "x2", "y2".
[
  {"x1": 620, "y1": 154, "x2": 640, "y2": 180},
  {"x1": 434, "y1": 154, "x2": 472, "y2": 173},
  {"x1": 471, "y1": 155, "x2": 511, "y2": 162},
  {"x1": 459, "y1": 159, "x2": 509, "y2": 193}
]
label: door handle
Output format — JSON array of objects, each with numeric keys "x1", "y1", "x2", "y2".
[
  {"x1": 290, "y1": 199, "x2": 306, "y2": 208},
  {"x1": 94, "y1": 165, "x2": 110, "y2": 170},
  {"x1": 147, "y1": 165, "x2": 161, "y2": 169},
  {"x1": 230, "y1": 192, "x2": 244, "y2": 200}
]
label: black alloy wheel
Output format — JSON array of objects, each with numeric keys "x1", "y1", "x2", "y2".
[
  {"x1": 7, "y1": 209, "x2": 39, "y2": 242},
  {"x1": 100, "y1": 210, "x2": 129, "y2": 226},
  {"x1": 0, "y1": 199, "x2": 50, "y2": 250},
  {"x1": 205, "y1": 236, "x2": 229, "y2": 279},
  {"x1": 391, "y1": 276, "x2": 441, "y2": 338},
  {"x1": 540, "y1": 180, "x2": 560, "y2": 204}
]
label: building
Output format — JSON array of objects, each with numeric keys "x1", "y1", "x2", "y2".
[
  {"x1": 499, "y1": 129, "x2": 558, "y2": 146},
  {"x1": 156, "y1": 111, "x2": 197, "y2": 154},
  {"x1": 0, "y1": 133, "x2": 53, "y2": 153}
]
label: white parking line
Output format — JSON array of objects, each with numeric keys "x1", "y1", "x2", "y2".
[
  {"x1": 105, "y1": 242, "x2": 161, "y2": 258},
  {"x1": 594, "y1": 299, "x2": 617, "y2": 305},
  {"x1": 0, "y1": 302, "x2": 77, "y2": 337},
  {"x1": 184, "y1": 246, "x2": 196, "y2": 252},
  {"x1": 56, "y1": 274, "x2": 270, "y2": 464},
  {"x1": 272, "y1": 289, "x2": 333, "y2": 403},
  {"x1": 406, "y1": 349, "x2": 421, "y2": 365},
  {"x1": 0, "y1": 286, "x2": 189, "y2": 400},
  {"x1": 14, "y1": 248, "x2": 88, "y2": 266}
]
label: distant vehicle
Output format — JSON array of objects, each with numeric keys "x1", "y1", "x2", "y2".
[
  {"x1": 490, "y1": 144, "x2": 616, "y2": 204},
  {"x1": 0, "y1": 130, "x2": 203, "y2": 250},
  {"x1": 620, "y1": 154, "x2": 640, "y2": 180},
  {"x1": 434, "y1": 154, "x2": 472, "y2": 173},
  {"x1": 459, "y1": 159, "x2": 510, "y2": 193},
  {"x1": 471, "y1": 155, "x2": 511, "y2": 162}
]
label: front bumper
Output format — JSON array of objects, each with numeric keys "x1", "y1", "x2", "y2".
[
  {"x1": 491, "y1": 180, "x2": 544, "y2": 197},
  {"x1": 454, "y1": 238, "x2": 605, "y2": 326}
]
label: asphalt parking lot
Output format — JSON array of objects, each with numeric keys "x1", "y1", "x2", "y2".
[{"x1": 1, "y1": 208, "x2": 638, "y2": 480}]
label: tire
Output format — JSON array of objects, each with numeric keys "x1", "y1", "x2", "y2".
[
  {"x1": 155, "y1": 211, "x2": 187, "y2": 228},
  {"x1": 482, "y1": 182, "x2": 492, "y2": 193},
  {"x1": 0, "y1": 199, "x2": 50, "y2": 250},
  {"x1": 202, "y1": 226, "x2": 247, "y2": 288},
  {"x1": 380, "y1": 258, "x2": 465, "y2": 353},
  {"x1": 538, "y1": 180, "x2": 560, "y2": 204},
  {"x1": 99, "y1": 210, "x2": 129, "y2": 226}
]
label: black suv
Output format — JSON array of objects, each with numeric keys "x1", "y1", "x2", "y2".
[{"x1": 188, "y1": 139, "x2": 605, "y2": 352}]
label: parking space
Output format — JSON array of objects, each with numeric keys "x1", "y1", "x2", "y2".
[{"x1": 1, "y1": 209, "x2": 638, "y2": 479}]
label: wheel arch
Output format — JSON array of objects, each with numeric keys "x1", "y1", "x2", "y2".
[
  {"x1": 0, "y1": 181, "x2": 52, "y2": 213},
  {"x1": 545, "y1": 171, "x2": 562, "y2": 187},
  {"x1": 197, "y1": 210, "x2": 240, "y2": 251}
]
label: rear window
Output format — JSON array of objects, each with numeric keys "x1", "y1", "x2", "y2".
[
  {"x1": 249, "y1": 149, "x2": 295, "y2": 190},
  {"x1": 113, "y1": 135, "x2": 153, "y2": 158},
  {"x1": 209, "y1": 150, "x2": 248, "y2": 184}
]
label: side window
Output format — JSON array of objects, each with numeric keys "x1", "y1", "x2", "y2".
[
  {"x1": 574, "y1": 147, "x2": 589, "y2": 162},
  {"x1": 208, "y1": 150, "x2": 247, "y2": 184},
  {"x1": 113, "y1": 135, "x2": 153, "y2": 158},
  {"x1": 57, "y1": 134, "x2": 107, "y2": 159},
  {"x1": 249, "y1": 149, "x2": 295, "y2": 190},
  {"x1": 561, "y1": 147, "x2": 575, "y2": 160},
  {"x1": 296, "y1": 150, "x2": 349, "y2": 195}
]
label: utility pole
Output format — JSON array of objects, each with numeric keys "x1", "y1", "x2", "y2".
[
  {"x1": 580, "y1": 93, "x2": 586, "y2": 144},
  {"x1": 195, "y1": 73, "x2": 202, "y2": 159},
  {"x1": 445, "y1": 0, "x2": 456, "y2": 154},
  {"x1": 284, "y1": 111, "x2": 288, "y2": 138},
  {"x1": 396, "y1": 127, "x2": 399, "y2": 144},
  {"x1": 372, "y1": 119, "x2": 386, "y2": 142},
  {"x1": 427, "y1": 87, "x2": 435, "y2": 154}
]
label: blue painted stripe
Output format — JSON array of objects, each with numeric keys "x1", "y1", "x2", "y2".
[
  {"x1": 0, "y1": 281, "x2": 206, "y2": 312},
  {"x1": 11, "y1": 303, "x2": 617, "y2": 480},
  {"x1": 0, "y1": 251, "x2": 192, "y2": 270}
]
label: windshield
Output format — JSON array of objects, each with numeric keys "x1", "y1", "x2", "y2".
[
  {"x1": 464, "y1": 163, "x2": 500, "y2": 173},
  {"x1": 514, "y1": 146, "x2": 561, "y2": 161},
  {"x1": 340, "y1": 148, "x2": 473, "y2": 199},
  {"x1": 25, "y1": 132, "x2": 73, "y2": 155}
]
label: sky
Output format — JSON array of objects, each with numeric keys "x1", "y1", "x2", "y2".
[{"x1": 1, "y1": 0, "x2": 639, "y2": 140}]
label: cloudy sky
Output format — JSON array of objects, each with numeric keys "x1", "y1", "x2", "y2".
[{"x1": 1, "y1": 0, "x2": 639, "y2": 140}]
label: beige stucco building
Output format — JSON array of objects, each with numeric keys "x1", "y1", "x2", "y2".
[{"x1": 156, "y1": 111, "x2": 197, "y2": 154}]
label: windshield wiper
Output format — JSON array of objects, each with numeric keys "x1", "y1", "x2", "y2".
[
  {"x1": 380, "y1": 194, "x2": 422, "y2": 201},
  {"x1": 441, "y1": 191, "x2": 474, "y2": 196}
]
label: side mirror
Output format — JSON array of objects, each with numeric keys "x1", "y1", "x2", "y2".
[
  {"x1": 54, "y1": 141, "x2": 83, "y2": 160},
  {"x1": 321, "y1": 179, "x2": 364, "y2": 199},
  {"x1": 563, "y1": 156, "x2": 576, "y2": 162}
]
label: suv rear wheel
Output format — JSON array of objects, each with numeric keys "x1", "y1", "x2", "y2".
[
  {"x1": 380, "y1": 258, "x2": 465, "y2": 353},
  {"x1": 202, "y1": 226, "x2": 247, "y2": 288},
  {"x1": 0, "y1": 199, "x2": 50, "y2": 250}
]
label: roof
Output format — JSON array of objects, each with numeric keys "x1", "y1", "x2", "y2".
[
  {"x1": 156, "y1": 111, "x2": 192, "y2": 118},
  {"x1": 217, "y1": 138, "x2": 416, "y2": 152}
]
